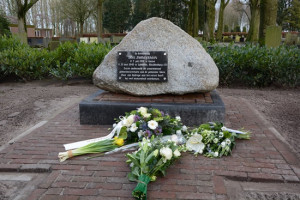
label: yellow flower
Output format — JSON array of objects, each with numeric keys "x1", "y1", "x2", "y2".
[{"x1": 114, "y1": 136, "x2": 124, "y2": 146}]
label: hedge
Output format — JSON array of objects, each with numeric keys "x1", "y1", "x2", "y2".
[
  {"x1": 0, "y1": 36, "x2": 299, "y2": 87},
  {"x1": 204, "y1": 43, "x2": 299, "y2": 87},
  {"x1": 0, "y1": 36, "x2": 112, "y2": 80}
]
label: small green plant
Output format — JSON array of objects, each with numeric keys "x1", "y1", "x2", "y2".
[
  {"x1": 235, "y1": 26, "x2": 240, "y2": 32},
  {"x1": 242, "y1": 26, "x2": 247, "y2": 32},
  {"x1": 224, "y1": 25, "x2": 229, "y2": 32},
  {"x1": 0, "y1": 11, "x2": 11, "y2": 37}
]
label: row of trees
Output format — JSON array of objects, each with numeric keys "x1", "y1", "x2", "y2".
[{"x1": 0, "y1": 0, "x2": 299, "y2": 44}]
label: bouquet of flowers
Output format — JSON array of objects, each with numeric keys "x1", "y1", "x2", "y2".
[
  {"x1": 58, "y1": 107, "x2": 186, "y2": 162},
  {"x1": 114, "y1": 107, "x2": 187, "y2": 144},
  {"x1": 58, "y1": 135, "x2": 126, "y2": 162},
  {"x1": 126, "y1": 137, "x2": 182, "y2": 200},
  {"x1": 184, "y1": 122, "x2": 250, "y2": 158}
]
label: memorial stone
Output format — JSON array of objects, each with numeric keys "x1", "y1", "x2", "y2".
[{"x1": 93, "y1": 17, "x2": 219, "y2": 96}]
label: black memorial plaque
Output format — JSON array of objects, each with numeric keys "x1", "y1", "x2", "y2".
[{"x1": 117, "y1": 51, "x2": 168, "y2": 82}]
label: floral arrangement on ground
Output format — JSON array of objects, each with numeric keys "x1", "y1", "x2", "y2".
[{"x1": 58, "y1": 107, "x2": 250, "y2": 199}]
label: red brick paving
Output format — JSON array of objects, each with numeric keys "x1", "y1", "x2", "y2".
[{"x1": 0, "y1": 95, "x2": 299, "y2": 199}]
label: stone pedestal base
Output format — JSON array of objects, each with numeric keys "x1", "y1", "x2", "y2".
[{"x1": 79, "y1": 90, "x2": 225, "y2": 126}]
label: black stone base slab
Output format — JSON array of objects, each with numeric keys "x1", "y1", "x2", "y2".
[{"x1": 79, "y1": 90, "x2": 225, "y2": 126}]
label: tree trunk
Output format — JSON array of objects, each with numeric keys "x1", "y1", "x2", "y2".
[
  {"x1": 16, "y1": 0, "x2": 39, "y2": 44},
  {"x1": 193, "y1": 0, "x2": 199, "y2": 37},
  {"x1": 247, "y1": 0, "x2": 260, "y2": 42},
  {"x1": 259, "y1": 0, "x2": 278, "y2": 45},
  {"x1": 187, "y1": 1, "x2": 193, "y2": 36},
  {"x1": 203, "y1": 0, "x2": 215, "y2": 41},
  {"x1": 80, "y1": 21, "x2": 84, "y2": 36},
  {"x1": 97, "y1": 0, "x2": 104, "y2": 41},
  {"x1": 216, "y1": 0, "x2": 228, "y2": 41},
  {"x1": 17, "y1": 16, "x2": 28, "y2": 44}
]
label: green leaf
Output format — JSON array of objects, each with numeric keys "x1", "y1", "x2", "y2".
[
  {"x1": 132, "y1": 166, "x2": 140, "y2": 176},
  {"x1": 126, "y1": 154, "x2": 140, "y2": 167},
  {"x1": 118, "y1": 126, "x2": 127, "y2": 139},
  {"x1": 199, "y1": 124, "x2": 211, "y2": 130},
  {"x1": 154, "y1": 117, "x2": 164, "y2": 121},
  {"x1": 145, "y1": 150, "x2": 158, "y2": 164}
]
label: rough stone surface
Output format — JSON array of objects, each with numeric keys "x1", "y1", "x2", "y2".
[{"x1": 93, "y1": 17, "x2": 219, "y2": 96}]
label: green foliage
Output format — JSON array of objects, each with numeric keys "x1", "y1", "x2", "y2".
[
  {"x1": 205, "y1": 43, "x2": 300, "y2": 87},
  {"x1": 242, "y1": 26, "x2": 247, "y2": 32},
  {"x1": 103, "y1": 0, "x2": 131, "y2": 33},
  {"x1": 49, "y1": 42, "x2": 112, "y2": 80},
  {"x1": 131, "y1": 0, "x2": 148, "y2": 28},
  {"x1": 0, "y1": 35, "x2": 27, "y2": 51},
  {"x1": 0, "y1": 11, "x2": 11, "y2": 37},
  {"x1": 224, "y1": 25, "x2": 229, "y2": 32},
  {"x1": 129, "y1": 0, "x2": 188, "y2": 31},
  {"x1": 235, "y1": 26, "x2": 240, "y2": 32},
  {"x1": 277, "y1": 0, "x2": 300, "y2": 31},
  {"x1": 0, "y1": 36, "x2": 112, "y2": 81},
  {"x1": 1, "y1": 36, "x2": 299, "y2": 88},
  {"x1": 0, "y1": 46, "x2": 51, "y2": 80}
]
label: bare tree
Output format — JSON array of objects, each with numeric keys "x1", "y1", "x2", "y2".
[
  {"x1": 16, "y1": 0, "x2": 39, "y2": 43},
  {"x1": 216, "y1": 0, "x2": 230, "y2": 41},
  {"x1": 97, "y1": 0, "x2": 105, "y2": 40},
  {"x1": 61, "y1": 0, "x2": 96, "y2": 36}
]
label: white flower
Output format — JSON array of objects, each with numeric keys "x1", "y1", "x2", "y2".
[
  {"x1": 213, "y1": 138, "x2": 219, "y2": 144},
  {"x1": 138, "y1": 130, "x2": 144, "y2": 138},
  {"x1": 221, "y1": 126, "x2": 226, "y2": 131},
  {"x1": 141, "y1": 138, "x2": 151, "y2": 148},
  {"x1": 160, "y1": 147, "x2": 173, "y2": 162},
  {"x1": 219, "y1": 132, "x2": 224, "y2": 138},
  {"x1": 214, "y1": 152, "x2": 219, "y2": 157},
  {"x1": 176, "y1": 116, "x2": 181, "y2": 121},
  {"x1": 176, "y1": 130, "x2": 182, "y2": 135},
  {"x1": 148, "y1": 120, "x2": 158, "y2": 130},
  {"x1": 138, "y1": 107, "x2": 151, "y2": 118},
  {"x1": 130, "y1": 163, "x2": 134, "y2": 167},
  {"x1": 171, "y1": 134, "x2": 179, "y2": 144},
  {"x1": 113, "y1": 123, "x2": 117, "y2": 128},
  {"x1": 138, "y1": 107, "x2": 147, "y2": 115},
  {"x1": 186, "y1": 134, "x2": 205, "y2": 154},
  {"x1": 221, "y1": 142, "x2": 226, "y2": 148},
  {"x1": 182, "y1": 125, "x2": 187, "y2": 132},
  {"x1": 225, "y1": 139, "x2": 231, "y2": 145},
  {"x1": 143, "y1": 113, "x2": 152, "y2": 118},
  {"x1": 130, "y1": 123, "x2": 138, "y2": 132},
  {"x1": 174, "y1": 149, "x2": 181, "y2": 157},
  {"x1": 123, "y1": 115, "x2": 135, "y2": 127}
]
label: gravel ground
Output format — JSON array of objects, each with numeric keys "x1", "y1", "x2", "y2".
[
  {"x1": 0, "y1": 80, "x2": 299, "y2": 158},
  {"x1": 0, "y1": 79, "x2": 98, "y2": 147}
]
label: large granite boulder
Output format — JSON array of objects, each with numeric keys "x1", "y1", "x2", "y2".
[{"x1": 93, "y1": 17, "x2": 219, "y2": 96}]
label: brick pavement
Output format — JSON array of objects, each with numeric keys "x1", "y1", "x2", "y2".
[{"x1": 0, "y1": 94, "x2": 299, "y2": 200}]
